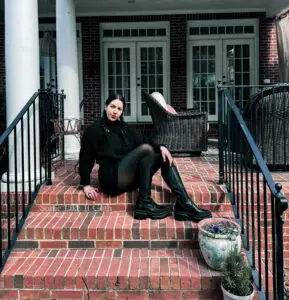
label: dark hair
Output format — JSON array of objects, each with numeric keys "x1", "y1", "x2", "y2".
[
  {"x1": 105, "y1": 94, "x2": 126, "y2": 110},
  {"x1": 101, "y1": 94, "x2": 128, "y2": 145}
]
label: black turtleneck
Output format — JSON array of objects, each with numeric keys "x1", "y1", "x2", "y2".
[{"x1": 79, "y1": 117, "x2": 161, "y2": 189}]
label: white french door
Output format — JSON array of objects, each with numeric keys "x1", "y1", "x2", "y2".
[
  {"x1": 103, "y1": 41, "x2": 168, "y2": 122},
  {"x1": 223, "y1": 39, "x2": 255, "y2": 108},
  {"x1": 188, "y1": 38, "x2": 256, "y2": 121}
]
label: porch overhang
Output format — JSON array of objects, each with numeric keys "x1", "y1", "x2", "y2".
[{"x1": 38, "y1": 0, "x2": 289, "y2": 18}]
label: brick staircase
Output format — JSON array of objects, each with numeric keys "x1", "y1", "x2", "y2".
[{"x1": 0, "y1": 155, "x2": 236, "y2": 299}]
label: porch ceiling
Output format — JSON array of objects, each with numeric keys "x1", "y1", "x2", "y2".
[{"x1": 38, "y1": 0, "x2": 289, "y2": 18}]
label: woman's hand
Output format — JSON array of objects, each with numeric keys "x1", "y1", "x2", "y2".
[
  {"x1": 160, "y1": 146, "x2": 173, "y2": 166},
  {"x1": 83, "y1": 185, "x2": 99, "y2": 200}
]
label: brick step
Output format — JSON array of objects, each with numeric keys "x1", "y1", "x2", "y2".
[
  {"x1": 14, "y1": 211, "x2": 233, "y2": 250},
  {"x1": 32, "y1": 180, "x2": 230, "y2": 213},
  {"x1": 0, "y1": 249, "x2": 222, "y2": 299}
]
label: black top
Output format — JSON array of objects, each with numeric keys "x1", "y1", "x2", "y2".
[{"x1": 79, "y1": 117, "x2": 161, "y2": 193}]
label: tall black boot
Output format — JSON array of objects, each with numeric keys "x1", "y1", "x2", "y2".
[
  {"x1": 161, "y1": 163, "x2": 212, "y2": 222},
  {"x1": 134, "y1": 159, "x2": 171, "y2": 220}
]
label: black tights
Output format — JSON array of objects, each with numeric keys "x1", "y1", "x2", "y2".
[{"x1": 117, "y1": 144, "x2": 162, "y2": 192}]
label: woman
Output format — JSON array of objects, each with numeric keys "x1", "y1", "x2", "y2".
[{"x1": 79, "y1": 94, "x2": 211, "y2": 222}]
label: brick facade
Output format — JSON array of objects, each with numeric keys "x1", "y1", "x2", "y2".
[{"x1": 0, "y1": 12, "x2": 281, "y2": 125}]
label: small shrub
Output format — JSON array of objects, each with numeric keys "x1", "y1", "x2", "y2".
[{"x1": 221, "y1": 248, "x2": 253, "y2": 296}]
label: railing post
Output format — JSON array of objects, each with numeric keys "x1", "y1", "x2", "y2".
[
  {"x1": 46, "y1": 88, "x2": 52, "y2": 185},
  {"x1": 275, "y1": 183, "x2": 288, "y2": 300},
  {"x1": 218, "y1": 85, "x2": 225, "y2": 184}
]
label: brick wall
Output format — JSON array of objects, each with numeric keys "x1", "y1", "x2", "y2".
[
  {"x1": 259, "y1": 17, "x2": 280, "y2": 84},
  {"x1": 0, "y1": 13, "x2": 281, "y2": 124}
]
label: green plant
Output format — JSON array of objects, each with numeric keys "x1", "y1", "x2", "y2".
[{"x1": 221, "y1": 248, "x2": 253, "y2": 296}]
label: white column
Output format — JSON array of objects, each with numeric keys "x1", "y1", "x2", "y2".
[
  {"x1": 2, "y1": 0, "x2": 40, "y2": 189},
  {"x1": 56, "y1": 0, "x2": 80, "y2": 159}
]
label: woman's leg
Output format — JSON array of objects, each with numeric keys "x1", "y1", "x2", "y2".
[
  {"x1": 160, "y1": 163, "x2": 212, "y2": 222},
  {"x1": 117, "y1": 144, "x2": 170, "y2": 220}
]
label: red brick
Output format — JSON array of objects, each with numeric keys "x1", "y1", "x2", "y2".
[
  {"x1": 0, "y1": 290, "x2": 19, "y2": 299},
  {"x1": 44, "y1": 257, "x2": 63, "y2": 289},
  {"x1": 86, "y1": 258, "x2": 101, "y2": 289},
  {"x1": 150, "y1": 258, "x2": 160, "y2": 289},
  {"x1": 107, "y1": 257, "x2": 121, "y2": 289},
  {"x1": 117, "y1": 257, "x2": 131, "y2": 289},
  {"x1": 39, "y1": 241, "x2": 67, "y2": 248},
  {"x1": 50, "y1": 290, "x2": 84, "y2": 299},
  {"x1": 95, "y1": 241, "x2": 122, "y2": 248},
  {"x1": 169, "y1": 257, "x2": 181, "y2": 289},
  {"x1": 19, "y1": 290, "x2": 50, "y2": 299},
  {"x1": 160, "y1": 257, "x2": 170, "y2": 289}
]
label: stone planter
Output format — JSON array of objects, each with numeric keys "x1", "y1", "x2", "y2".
[
  {"x1": 221, "y1": 284, "x2": 255, "y2": 300},
  {"x1": 198, "y1": 217, "x2": 241, "y2": 271}
]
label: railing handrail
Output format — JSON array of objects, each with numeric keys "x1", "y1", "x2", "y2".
[
  {"x1": 223, "y1": 87, "x2": 286, "y2": 199},
  {"x1": 0, "y1": 91, "x2": 39, "y2": 144},
  {"x1": 0, "y1": 88, "x2": 65, "y2": 271},
  {"x1": 219, "y1": 84, "x2": 288, "y2": 299}
]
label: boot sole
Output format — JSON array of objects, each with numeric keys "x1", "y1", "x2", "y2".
[
  {"x1": 174, "y1": 211, "x2": 212, "y2": 222},
  {"x1": 134, "y1": 209, "x2": 172, "y2": 220}
]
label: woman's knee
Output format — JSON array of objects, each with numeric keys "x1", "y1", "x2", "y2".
[{"x1": 138, "y1": 143, "x2": 155, "y2": 156}]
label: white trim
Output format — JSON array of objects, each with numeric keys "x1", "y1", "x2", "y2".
[
  {"x1": 101, "y1": 21, "x2": 169, "y2": 30},
  {"x1": 39, "y1": 8, "x2": 266, "y2": 18},
  {"x1": 188, "y1": 19, "x2": 259, "y2": 29},
  {"x1": 187, "y1": 19, "x2": 259, "y2": 40}
]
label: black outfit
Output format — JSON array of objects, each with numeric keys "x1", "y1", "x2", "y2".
[
  {"x1": 79, "y1": 116, "x2": 212, "y2": 221},
  {"x1": 79, "y1": 117, "x2": 161, "y2": 195}
]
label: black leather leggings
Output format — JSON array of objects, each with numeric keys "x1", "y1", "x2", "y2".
[{"x1": 117, "y1": 144, "x2": 162, "y2": 194}]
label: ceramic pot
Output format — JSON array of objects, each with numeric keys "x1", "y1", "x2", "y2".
[
  {"x1": 221, "y1": 284, "x2": 255, "y2": 300},
  {"x1": 198, "y1": 217, "x2": 241, "y2": 271}
]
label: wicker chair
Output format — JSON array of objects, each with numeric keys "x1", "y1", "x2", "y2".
[
  {"x1": 142, "y1": 90, "x2": 208, "y2": 156},
  {"x1": 245, "y1": 85, "x2": 289, "y2": 169}
]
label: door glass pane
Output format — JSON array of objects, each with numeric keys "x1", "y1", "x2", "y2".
[
  {"x1": 226, "y1": 43, "x2": 251, "y2": 108},
  {"x1": 106, "y1": 47, "x2": 131, "y2": 115},
  {"x1": 140, "y1": 46, "x2": 164, "y2": 116},
  {"x1": 191, "y1": 45, "x2": 216, "y2": 115}
]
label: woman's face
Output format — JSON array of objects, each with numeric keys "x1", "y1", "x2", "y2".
[{"x1": 105, "y1": 99, "x2": 124, "y2": 121}]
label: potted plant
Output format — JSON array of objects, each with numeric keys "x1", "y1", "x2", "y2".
[
  {"x1": 198, "y1": 217, "x2": 241, "y2": 270},
  {"x1": 221, "y1": 248, "x2": 254, "y2": 300}
]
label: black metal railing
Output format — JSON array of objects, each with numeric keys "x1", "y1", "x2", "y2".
[
  {"x1": 218, "y1": 85, "x2": 288, "y2": 300},
  {"x1": 0, "y1": 88, "x2": 65, "y2": 271},
  {"x1": 220, "y1": 83, "x2": 289, "y2": 170}
]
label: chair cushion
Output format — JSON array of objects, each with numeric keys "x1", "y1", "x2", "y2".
[
  {"x1": 150, "y1": 92, "x2": 167, "y2": 110},
  {"x1": 150, "y1": 92, "x2": 178, "y2": 114},
  {"x1": 166, "y1": 104, "x2": 178, "y2": 114}
]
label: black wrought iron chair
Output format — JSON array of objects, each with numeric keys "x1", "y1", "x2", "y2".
[
  {"x1": 142, "y1": 90, "x2": 208, "y2": 156},
  {"x1": 245, "y1": 85, "x2": 289, "y2": 169}
]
